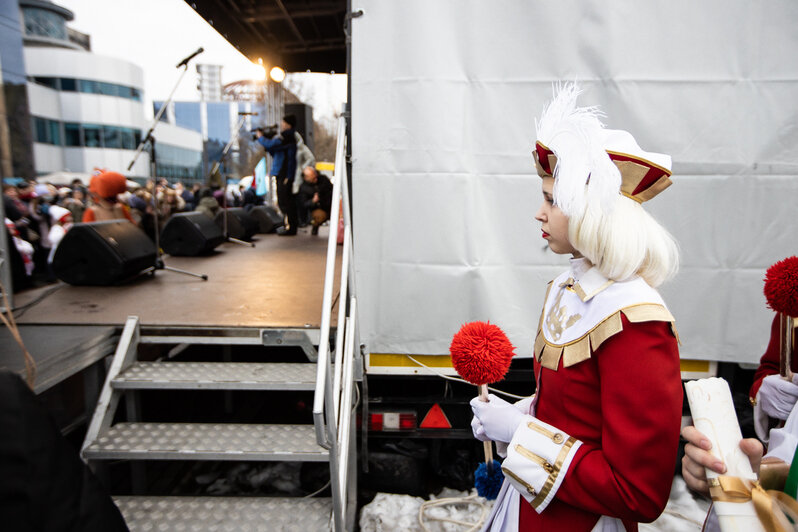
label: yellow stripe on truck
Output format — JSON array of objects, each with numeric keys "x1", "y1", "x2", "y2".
[
  {"x1": 369, "y1": 354, "x2": 453, "y2": 368},
  {"x1": 680, "y1": 359, "x2": 710, "y2": 373},
  {"x1": 369, "y1": 354, "x2": 714, "y2": 376}
]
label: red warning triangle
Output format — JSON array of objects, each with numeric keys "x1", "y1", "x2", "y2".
[{"x1": 420, "y1": 403, "x2": 452, "y2": 429}]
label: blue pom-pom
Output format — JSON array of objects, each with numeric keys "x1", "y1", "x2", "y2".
[{"x1": 474, "y1": 460, "x2": 503, "y2": 500}]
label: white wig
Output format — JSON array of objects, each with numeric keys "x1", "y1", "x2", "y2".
[{"x1": 534, "y1": 83, "x2": 679, "y2": 287}]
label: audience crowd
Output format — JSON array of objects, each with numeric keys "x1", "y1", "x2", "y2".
[
  {"x1": 4, "y1": 127, "x2": 333, "y2": 292},
  {"x1": 2, "y1": 174, "x2": 292, "y2": 291}
]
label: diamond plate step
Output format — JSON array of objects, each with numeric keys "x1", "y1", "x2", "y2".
[
  {"x1": 114, "y1": 496, "x2": 332, "y2": 531},
  {"x1": 84, "y1": 423, "x2": 329, "y2": 462},
  {"x1": 112, "y1": 362, "x2": 316, "y2": 390}
]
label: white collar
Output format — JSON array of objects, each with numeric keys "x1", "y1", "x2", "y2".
[
  {"x1": 566, "y1": 258, "x2": 614, "y2": 302},
  {"x1": 539, "y1": 267, "x2": 668, "y2": 350}
]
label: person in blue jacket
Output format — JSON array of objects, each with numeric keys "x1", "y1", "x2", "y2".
[{"x1": 256, "y1": 115, "x2": 298, "y2": 235}]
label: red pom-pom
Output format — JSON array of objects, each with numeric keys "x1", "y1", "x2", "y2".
[
  {"x1": 764, "y1": 256, "x2": 798, "y2": 317},
  {"x1": 449, "y1": 321, "x2": 515, "y2": 385}
]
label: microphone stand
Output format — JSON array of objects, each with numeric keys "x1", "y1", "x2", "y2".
[
  {"x1": 127, "y1": 48, "x2": 208, "y2": 281},
  {"x1": 209, "y1": 113, "x2": 255, "y2": 247}
]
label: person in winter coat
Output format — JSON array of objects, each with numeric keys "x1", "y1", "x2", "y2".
[
  {"x1": 293, "y1": 132, "x2": 316, "y2": 226},
  {"x1": 299, "y1": 167, "x2": 333, "y2": 236},
  {"x1": 256, "y1": 115, "x2": 298, "y2": 235},
  {"x1": 195, "y1": 188, "x2": 220, "y2": 219},
  {"x1": 82, "y1": 171, "x2": 136, "y2": 225}
]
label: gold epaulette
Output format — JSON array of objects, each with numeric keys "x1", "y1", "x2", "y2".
[{"x1": 534, "y1": 303, "x2": 678, "y2": 370}]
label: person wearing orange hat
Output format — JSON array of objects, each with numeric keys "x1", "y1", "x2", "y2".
[
  {"x1": 470, "y1": 83, "x2": 682, "y2": 531},
  {"x1": 82, "y1": 170, "x2": 136, "y2": 224}
]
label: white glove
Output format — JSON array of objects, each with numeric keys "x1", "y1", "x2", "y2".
[
  {"x1": 758, "y1": 374, "x2": 798, "y2": 420},
  {"x1": 471, "y1": 416, "x2": 490, "y2": 442},
  {"x1": 470, "y1": 393, "x2": 526, "y2": 443},
  {"x1": 765, "y1": 400, "x2": 798, "y2": 463},
  {"x1": 513, "y1": 395, "x2": 535, "y2": 416}
]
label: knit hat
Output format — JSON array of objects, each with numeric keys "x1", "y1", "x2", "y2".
[
  {"x1": 49, "y1": 205, "x2": 72, "y2": 224},
  {"x1": 89, "y1": 170, "x2": 128, "y2": 199},
  {"x1": 533, "y1": 83, "x2": 672, "y2": 218},
  {"x1": 282, "y1": 114, "x2": 297, "y2": 128}
]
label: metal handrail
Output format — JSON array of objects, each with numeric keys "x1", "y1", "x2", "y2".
[
  {"x1": 313, "y1": 116, "x2": 359, "y2": 531},
  {"x1": 332, "y1": 228, "x2": 352, "y2": 416},
  {"x1": 313, "y1": 117, "x2": 346, "y2": 443},
  {"x1": 337, "y1": 298, "x2": 357, "y2": 498}
]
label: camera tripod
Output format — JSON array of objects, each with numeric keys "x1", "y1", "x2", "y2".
[{"x1": 209, "y1": 112, "x2": 258, "y2": 248}]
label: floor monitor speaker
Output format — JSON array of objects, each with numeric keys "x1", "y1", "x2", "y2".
[
  {"x1": 248, "y1": 205, "x2": 284, "y2": 234},
  {"x1": 52, "y1": 221, "x2": 156, "y2": 285},
  {"x1": 214, "y1": 208, "x2": 258, "y2": 241},
  {"x1": 161, "y1": 212, "x2": 225, "y2": 256}
]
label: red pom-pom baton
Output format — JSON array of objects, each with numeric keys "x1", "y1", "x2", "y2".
[
  {"x1": 450, "y1": 321, "x2": 516, "y2": 477},
  {"x1": 765, "y1": 256, "x2": 798, "y2": 317},
  {"x1": 450, "y1": 321, "x2": 515, "y2": 386},
  {"x1": 764, "y1": 257, "x2": 798, "y2": 380}
]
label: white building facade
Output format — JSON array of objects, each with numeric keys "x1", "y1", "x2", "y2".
[{"x1": 20, "y1": 0, "x2": 203, "y2": 181}]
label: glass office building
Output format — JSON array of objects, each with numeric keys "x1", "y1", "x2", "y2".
[
  {"x1": 1, "y1": 0, "x2": 34, "y2": 178},
  {"x1": 155, "y1": 99, "x2": 266, "y2": 180},
  {"x1": 17, "y1": 0, "x2": 202, "y2": 181}
]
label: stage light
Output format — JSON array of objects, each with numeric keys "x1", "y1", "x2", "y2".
[
  {"x1": 252, "y1": 65, "x2": 266, "y2": 81},
  {"x1": 249, "y1": 58, "x2": 266, "y2": 81},
  {"x1": 269, "y1": 66, "x2": 286, "y2": 83}
]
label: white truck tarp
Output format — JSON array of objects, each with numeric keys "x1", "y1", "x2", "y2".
[{"x1": 351, "y1": 0, "x2": 798, "y2": 365}]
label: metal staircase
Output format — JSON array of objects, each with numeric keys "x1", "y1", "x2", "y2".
[
  {"x1": 81, "y1": 319, "x2": 334, "y2": 530},
  {"x1": 81, "y1": 117, "x2": 360, "y2": 531}
]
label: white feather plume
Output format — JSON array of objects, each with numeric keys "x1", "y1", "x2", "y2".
[{"x1": 535, "y1": 82, "x2": 621, "y2": 218}]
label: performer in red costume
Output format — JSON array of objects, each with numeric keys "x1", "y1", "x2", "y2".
[
  {"x1": 470, "y1": 83, "x2": 683, "y2": 532},
  {"x1": 83, "y1": 170, "x2": 136, "y2": 224},
  {"x1": 750, "y1": 314, "x2": 798, "y2": 441}
]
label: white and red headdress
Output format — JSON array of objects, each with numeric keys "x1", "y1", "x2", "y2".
[{"x1": 533, "y1": 83, "x2": 673, "y2": 218}]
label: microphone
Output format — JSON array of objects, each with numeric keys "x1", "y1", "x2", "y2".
[
  {"x1": 176, "y1": 47, "x2": 204, "y2": 68},
  {"x1": 238, "y1": 112, "x2": 259, "y2": 115}
]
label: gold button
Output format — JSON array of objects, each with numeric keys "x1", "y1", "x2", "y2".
[
  {"x1": 552, "y1": 433, "x2": 563, "y2": 444},
  {"x1": 543, "y1": 462, "x2": 553, "y2": 473},
  {"x1": 528, "y1": 487, "x2": 536, "y2": 496}
]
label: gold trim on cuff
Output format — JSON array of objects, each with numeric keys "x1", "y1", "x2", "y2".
[
  {"x1": 502, "y1": 466, "x2": 537, "y2": 496},
  {"x1": 530, "y1": 436, "x2": 578, "y2": 509},
  {"x1": 526, "y1": 421, "x2": 564, "y2": 444},
  {"x1": 514, "y1": 444, "x2": 554, "y2": 472}
]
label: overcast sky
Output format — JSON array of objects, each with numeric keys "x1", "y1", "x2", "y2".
[{"x1": 56, "y1": 0, "x2": 346, "y2": 124}]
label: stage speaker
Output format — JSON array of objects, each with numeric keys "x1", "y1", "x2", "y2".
[
  {"x1": 161, "y1": 212, "x2": 225, "y2": 256},
  {"x1": 52, "y1": 221, "x2": 156, "y2": 285},
  {"x1": 248, "y1": 205, "x2": 284, "y2": 233},
  {"x1": 214, "y1": 208, "x2": 258, "y2": 241}
]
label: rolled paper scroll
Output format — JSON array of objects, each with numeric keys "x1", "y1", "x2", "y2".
[{"x1": 684, "y1": 377, "x2": 765, "y2": 532}]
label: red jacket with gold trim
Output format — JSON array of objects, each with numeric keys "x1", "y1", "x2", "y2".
[
  {"x1": 750, "y1": 314, "x2": 798, "y2": 400},
  {"x1": 494, "y1": 259, "x2": 682, "y2": 532}
]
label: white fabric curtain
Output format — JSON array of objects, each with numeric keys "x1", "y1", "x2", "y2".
[{"x1": 351, "y1": 0, "x2": 798, "y2": 363}]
